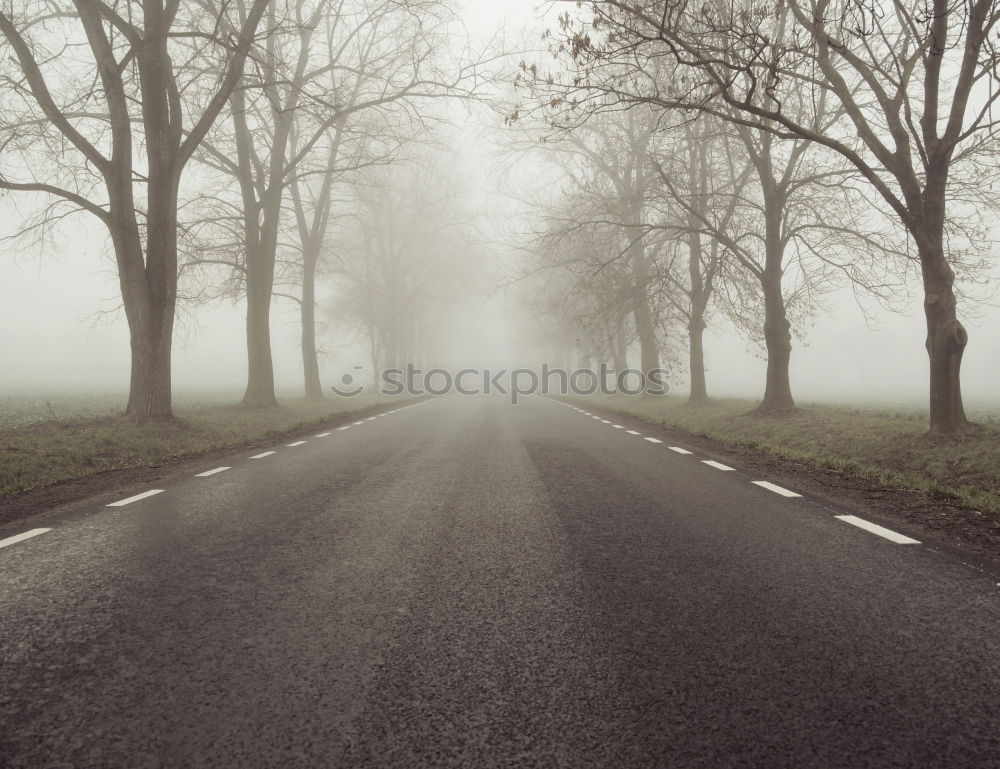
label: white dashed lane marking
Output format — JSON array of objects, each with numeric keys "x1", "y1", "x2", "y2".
[
  {"x1": 0, "y1": 528, "x2": 51, "y2": 550},
  {"x1": 106, "y1": 489, "x2": 165, "y2": 507},
  {"x1": 314, "y1": 432, "x2": 331, "y2": 438},
  {"x1": 336, "y1": 426, "x2": 351, "y2": 431},
  {"x1": 753, "y1": 481, "x2": 802, "y2": 498},
  {"x1": 250, "y1": 451, "x2": 276, "y2": 459},
  {"x1": 287, "y1": 441, "x2": 307, "y2": 447},
  {"x1": 353, "y1": 421, "x2": 365, "y2": 425},
  {"x1": 196, "y1": 467, "x2": 230, "y2": 478},
  {"x1": 559, "y1": 402, "x2": 931, "y2": 554},
  {"x1": 836, "y1": 515, "x2": 920, "y2": 544}
]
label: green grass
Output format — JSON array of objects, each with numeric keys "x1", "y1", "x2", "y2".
[
  {"x1": 578, "y1": 394, "x2": 1000, "y2": 515},
  {"x1": 0, "y1": 393, "x2": 395, "y2": 496}
]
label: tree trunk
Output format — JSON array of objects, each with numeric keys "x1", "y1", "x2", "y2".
[
  {"x1": 633, "y1": 300, "x2": 661, "y2": 392},
  {"x1": 124, "y1": 307, "x2": 174, "y2": 419},
  {"x1": 243, "y1": 241, "x2": 277, "y2": 407},
  {"x1": 688, "y1": 316, "x2": 708, "y2": 404},
  {"x1": 687, "y1": 228, "x2": 709, "y2": 405},
  {"x1": 301, "y1": 262, "x2": 323, "y2": 400},
  {"x1": 758, "y1": 270, "x2": 794, "y2": 413},
  {"x1": 916, "y1": 231, "x2": 969, "y2": 434},
  {"x1": 755, "y1": 178, "x2": 794, "y2": 414},
  {"x1": 628, "y1": 229, "x2": 661, "y2": 393},
  {"x1": 613, "y1": 317, "x2": 628, "y2": 373}
]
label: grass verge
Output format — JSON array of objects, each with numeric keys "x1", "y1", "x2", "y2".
[
  {"x1": 578, "y1": 395, "x2": 1000, "y2": 515},
  {"x1": 0, "y1": 394, "x2": 393, "y2": 497}
]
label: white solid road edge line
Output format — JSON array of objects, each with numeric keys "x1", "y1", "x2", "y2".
[
  {"x1": 0, "y1": 528, "x2": 52, "y2": 550},
  {"x1": 702, "y1": 460, "x2": 734, "y2": 471},
  {"x1": 107, "y1": 489, "x2": 165, "y2": 507},
  {"x1": 835, "y1": 515, "x2": 920, "y2": 545},
  {"x1": 752, "y1": 481, "x2": 802, "y2": 498},
  {"x1": 669, "y1": 446, "x2": 693, "y2": 455},
  {"x1": 250, "y1": 451, "x2": 276, "y2": 459},
  {"x1": 644, "y1": 437, "x2": 663, "y2": 444},
  {"x1": 196, "y1": 467, "x2": 230, "y2": 478}
]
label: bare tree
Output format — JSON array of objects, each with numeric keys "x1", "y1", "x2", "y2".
[
  {"x1": 0, "y1": 0, "x2": 269, "y2": 417},
  {"x1": 191, "y1": 0, "x2": 484, "y2": 406},
  {"x1": 648, "y1": 114, "x2": 750, "y2": 404}
]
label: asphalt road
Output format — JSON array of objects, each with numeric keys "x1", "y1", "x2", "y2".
[{"x1": 2, "y1": 395, "x2": 999, "y2": 768}]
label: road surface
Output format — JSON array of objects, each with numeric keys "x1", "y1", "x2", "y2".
[{"x1": 2, "y1": 395, "x2": 999, "y2": 768}]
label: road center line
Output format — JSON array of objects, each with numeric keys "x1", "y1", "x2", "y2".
[
  {"x1": 752, "y1": 481, "x2": 802, "y2": 498},
  {"x1": 612, "y1": 425, "x2": 624, "y2": 429},
  {"x1": 196, "y1": 467, "x2": 230, "y2": 477},
  {"x1": 668, "y1": 446, "x2": 692, "y2": 454},
  {"x1": 626, "y1": 430, "x2": 640, "y2": 435},
  {"x1": 336, "y1": 426, "x2": 351, "y2": 431},
  {"x1": 702, "y1": 460, "x2": 734, "y2": 471},
  {"x1": 366, "y1": 417, "x2": 378, "y2": 421},
  {"x1": 107, "y1": 489, "x2": 165, "y2": 507},
  {"x1": 600, "y1": 419, "x2": 612, "y2": 424},
  {"x1": 250, "y1": 451, "x2": 276, "y2": 459},
  {"x1": 352, "y1": 421, "x2": 365, "y2": 425},
  {"x1": 0, "y1": 528, "x2": 51, "y2": 550},
  {"x1": 286, "y1": 441, "x2": 307, "y2": 447},
  {"x1": 835, "y1": 515, "x2": 920, "y2": 544},
  {"x1": 643, "y1": 437, "x2": 663, "y2": 444},
  {"x1": 314, "y1": 432, "x2": 331, "y2": 438}
]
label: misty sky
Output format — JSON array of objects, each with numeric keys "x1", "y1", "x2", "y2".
[{"x1": 1, "y1": 0, "x2": 998, "y2": 405}]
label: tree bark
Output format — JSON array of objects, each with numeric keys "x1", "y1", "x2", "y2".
[
  {"x1": 613, "y1": 317, "x2": 628, "y2": 373},
  {"x1": 688, "y1": 316, "x2": 708, "y2": 404},
  {"x1": 757, "y1": 190, "x2": 794, "y2": 413},
  {"x1": 125, "y1": 313, "x2": 174, "y2": 418},
  {"x1": 301, "y1": 262, "x2": 323, "y2": 399},
  {"x1": 628, "y1": 225, "x2": 661, "y2": 393},
  {"x1": 687, "y1": 227, "x2": 709, "y2": 405},
  {"x1": 758, "y1": 269, "x2": 794, "y2": 413},
  {"x1": 916, "y1": 227, "x2": 969, "y2": 434},
  {"x1": 242, "y1": 241, "x2": 278, "y2": 407}
]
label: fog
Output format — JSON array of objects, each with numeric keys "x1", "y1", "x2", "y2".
[{"x1": 1, "y1": 0, "x2": 998, "y2": 416}]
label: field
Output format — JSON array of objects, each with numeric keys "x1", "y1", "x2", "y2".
[
  {"x1": 0, "y1": 392, "x2": 393, "y2": 497},
  {"x1": 577, "y1": 394, "x2": 1000, "y2": 515}
]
